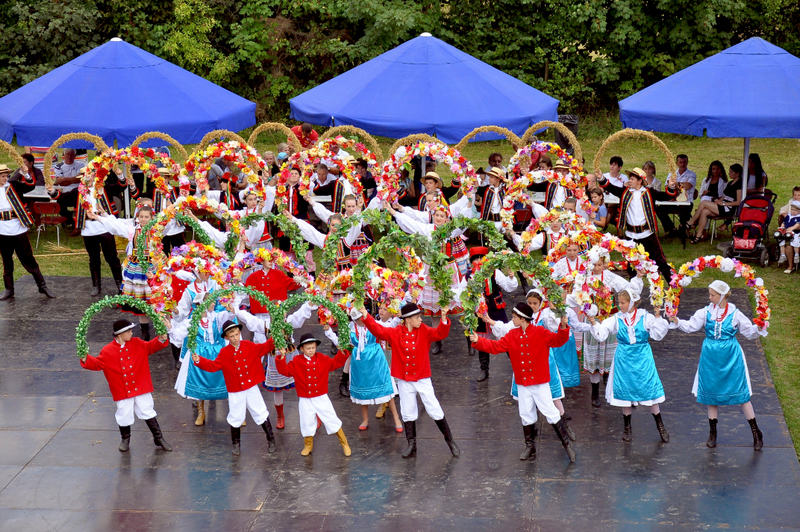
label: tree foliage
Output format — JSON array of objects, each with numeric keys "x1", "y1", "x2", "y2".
[{"x1": 0, "y1": 0, "x2": 797, "y2": 117}]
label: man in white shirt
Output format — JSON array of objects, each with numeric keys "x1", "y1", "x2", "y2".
[
  {"x1": 52, "y1": 148, "x2": 86, "y2": 227},
  {"x1": 661, "y1": 154, "x2": 697, "y2": 234},
  {"x1": 0, "y1": 165, "x2": 55, "y2": 300}
]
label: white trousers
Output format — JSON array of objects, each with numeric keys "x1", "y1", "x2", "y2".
[
  {"x1": 518, "y1": 383, "x2": 561, "y2": 425},
  {"x1": 227, "y1": 385, "x2": 269, "y2": 428},
  {"x1": 115, "y1": 393, "x2": 157, "y2": 427},
  {"x1": 396, "y1": 378, "x2": 444, "y2": 422},
  {"x1": 298, "y1": 395, "x2": 342, "y2": 437}
]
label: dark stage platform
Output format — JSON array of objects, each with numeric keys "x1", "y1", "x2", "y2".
[{"x1": 0, "y1": 277, "x2": 798, "y2": 531}]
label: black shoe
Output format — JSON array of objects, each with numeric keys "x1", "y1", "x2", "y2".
[
  {"x1": 118, "y1": 425, "x2": 131, "y2": 452},
  {"x1": 231, "y1": 426, "x2": 241, "y2": 456},
  {"x1": 90, "y1": 285, "x2": 101, "y2": 296},
  {"x1": 140, "y1": 323, "x2": 151, "y2": 341},
  {"x1": 653, "y1": 413, "x2": 669, "y2": 443},
  {"x1": 553, "y1": 419, "x2": 576, "y2": 462},
  {"x1": 402, "y1": 421, "x2": 417, "y2": 458},
  {"x1": 144, "y1": 418, "x2": 172, "y2": 451},
  {"x1": 171, "y1": 344, "x2": 182, "y2": 369},
  {"x1": 520, "y1": 424, "x2": 536, "y2": 460},
  {"x1": 434, "y1": 417, "x2": 460, "y2": 457},
  {"x1": 622, "y1": 414, "x2": 632, "y2": 442},
  {"x1": 591, "y1": 382, "x2": 601, "y2": 408},
  {"x1": 0, "y1": 289, "x2": 13, "y2": 300},
  {"x1": 707, "y1": 418, "x2": 717, "y2": 448},
  {"x1": 338, "y1": 372, "x2": 350, "y2": 397},
  {"x1": 261, "y1": 420, "x2": 277, "y2": 453},
  {"x1": 430, "y1": 341, "x2": 443, "y2": 355},
  {"x1": 603, "y1": 372, "x2": 609, "y2": 385},
  {"x1": 38, "y1": 284, "x2": 56, "y2": 298},
  {"x1": 90, "y1": 271, "x2": 101, "y2": 296},
  {"x1": 477, "y1": 369, "x2": 489, "y2": 382},
  {"x1": 748, "y1": 418, "x2": 763, "y2": 451}
]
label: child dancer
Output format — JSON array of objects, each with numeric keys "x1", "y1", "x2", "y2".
[
  {"x1": 233, "y1": 300, "x2": 317, "y2": 430},
  {"x1": 90, "y1": 205, "x2": 157, "y2": 340},
  {"x1": 373, "y1": 300, "x2": 402, "y2": 420},
  {"x1": 587, "y1": 288, "x2": 670, "y2": 443},
  {"x1": 80, "y1": 319, "x2": 172, "y2": 452},
  {"x1": 357, "y1": 303, "x2": 459, "y2": 458},
  {"x1": 275, "y1": 333, "x2": 352, "y2": 456},
  {"x1": 470, "y1": 302, "x2": 576, "y2": 462},
  {"x1": 668, "y1": 280, "x2": 768, "y2": 450},
  {"x1": 324, "y1": 309, "x2": 403, "y2": 432},
  {"x1": 192, "y1": 320, "x2": 278, "y2": 455}
]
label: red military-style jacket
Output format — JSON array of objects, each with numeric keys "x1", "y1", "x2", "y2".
[
  {"x1": 195, "y1": 339, "x2": 274, "y2": 393},
  {"x1": 361, "y1": 313, "x2": 450, "y2": 382},
  {"x1": 245, "y1": 268, "x2": 301, "y2": 314},
  {"x1": 275, "y1": 349, "x2": 350, "y2": 398},
  {"x1": 473, "y1": 324, "x2": 569, "y2": 386},
  {"x1": 80, "y1": 337, "x2": 169, "y2": 401}
]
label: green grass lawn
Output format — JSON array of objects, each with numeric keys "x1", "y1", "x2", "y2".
[{"x1": 4, "y1": 116, "x2": 798, "y2": 455}]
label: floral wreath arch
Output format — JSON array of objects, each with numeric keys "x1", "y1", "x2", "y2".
[{"x1": 182, "y1": 140, "x2": 266, "y2": 196}]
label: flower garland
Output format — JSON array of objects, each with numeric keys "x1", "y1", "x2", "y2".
[
  {"x1": 317, "y1": 134, "x2": 378, "y2": 174},
  {"x1": 226, "y1": 211, "x2": 309, "y2": 267},
  {"x1": 274, "y1": 140, "x2": 361, "y2": 212},
  {"x1": 348, "y1": 244, "x2": 425, "y2": 316},
  {"x1": 75, "y1": 296, "x2": 168, "y2": 358},
  {"x1": 228, "y1": 247, "x2": 314, "y2": 291},
  {"x1": 85, "y1": 147, "x2": 178, "y2": 198},
  {"x1": 185, "y1": 287, "x2": 351, "y2": 352},
  {"x1": 584, "y1": 234, "x2": 665, "y2": 308},
  {"x1": 461, "y1": 251, "x2": 565, "y2": 334},
  {"x1": 570, "y1": 272, "x2": 616, "y2": 319},
  {"x1": 430, "y1": 217, "x2": 508, "y2": 255},
  {"x1": 545, "y1": 226, "x2": 602, "y2": 264},
  {"x1": 135, "y1": 200, "x2": 216, "y2": 265},
  {"x1": 182, "y1": 141, "x2": 266, "y2": 196},
  {"x1": 517, "y1": 208, "x2": 590, "y2": 255},
  {"x1": 664, "y1": 255, "x2": 770, "y2": 328},
  {"x1": 376, "y1": 141, "x2": 478, "y2": 204}
]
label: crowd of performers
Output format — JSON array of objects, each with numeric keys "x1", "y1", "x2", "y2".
[{"x1": 73, "y1": 156, "x2": 769, "y2": 464}]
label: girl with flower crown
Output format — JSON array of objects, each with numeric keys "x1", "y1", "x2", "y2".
[
  {"x1": 384, "y1": 196, "x2": 475, "y2": 355},
  {"x1": 667, "y1": 280, "x2": 768, "y2": 450}
]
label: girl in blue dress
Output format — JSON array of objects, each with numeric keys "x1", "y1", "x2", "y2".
[
  {"x1": 587, "y1": 288, "x2": 671, "y2": 443},
  {"x1": 325, "y1": 309, "x2": 403, "y2": 432},
  {"x1": 668, "y1": 280, "x2": 768, "y2": 450}
]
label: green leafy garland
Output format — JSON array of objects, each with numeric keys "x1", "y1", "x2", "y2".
[
  {"x1": 319, "y1": 209, "x2": 395, "y2": 275},
  {"x1": 136, "y1": 211, "x2": 214, "y2": 265},
  {"x1": 460, "y1": 251, "x2": 565, "y2": 334},
  {"x1": 349, "y1": 228, "x2": 428, "y2": 307},
  {"x1": 75, "y1": 295, "x2": 168, "y2": 359},
  {"x1": 185, "y1": 286, "x2": 351, "y2": 353},
  {"x1": 224, "y1": 212, "x2": 309, "y2": 265},
  {"x1": 431, "y1": 217, "x2": 508, "y2": 253}
]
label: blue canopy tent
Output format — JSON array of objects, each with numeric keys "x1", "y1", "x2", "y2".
[
  {"x1": 0, "y1": 38, "x2": 256, "y2": 148},
  {"x1": 619, "y1": 37, "x2": 800, "y2": 197},
  {"x1": 290, "y1": 33, "x2": 559, "y2": 145}
]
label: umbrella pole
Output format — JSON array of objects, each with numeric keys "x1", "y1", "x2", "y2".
[{"x1": 742, "y1": 137, "x2": 750, "y2": 200}]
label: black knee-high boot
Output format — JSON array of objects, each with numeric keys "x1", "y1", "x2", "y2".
[
  {"x1": 748, "y1": 418, "x2": 763, "y2": 451},
  {"x1": 145, "y1": 417, "x2": 172, "y2": 451},
  {"x1": 707, "y1": 418, "x2": 717, "y2": 448},
  {"x1": 140, "y1": 322, "x2": 150, "y2": 341},
  {"x1": 520, "y1": 423, "x2": 536, "y2": 460},
  {"x1": 402, "y1": 421, "x2": 417, "y2": 458},
  {"x1": 653, "y1": 413, "x2": 669, "y2": 443},
  {"x1": 118, "y1": 425, "x2": 131, "y2": 452},
  {"x1": 231, "y1": 426, "x2": 241, "y2": 456},
  {"x1": 552, "y1": 419, "x2": 577, "y2": 462},
  {"x1": 434, "y1": 417, "x2": 460, "y2": 457},
  {"x1": 622, "y1": 414, "x2": 632, "y2": 442},
  {"x1": 261, "y1": 419, "x2": 277, "y2": 453}
]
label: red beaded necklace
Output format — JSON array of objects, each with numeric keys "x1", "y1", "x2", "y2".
[
  {"x1": 715, "y1": 303, "x2": 729, "y2": 322},
  {"x1": 624, "y1": 308, "x2": 638, "y2": 327}
]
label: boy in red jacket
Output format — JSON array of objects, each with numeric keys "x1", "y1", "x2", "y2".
[
  {"x1": 469, "y1": 302, "x2": 577, "y2": 462},
  {"x1": 192, "y1": 320, "x2": 278, "y2": 456},
  {"x1": 80, "y1": 319, "x2": 172, "y2": 453},
  {"x1": 275, "y1": 333, "x2": 352, "y2": 456},
  {"x1": 357, "y1": 302, "x2": 459, "y2": 459}
]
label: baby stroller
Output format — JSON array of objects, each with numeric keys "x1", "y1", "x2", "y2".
[{"x1": 724, "y1": 194, "x2": 775, "y2": 267}]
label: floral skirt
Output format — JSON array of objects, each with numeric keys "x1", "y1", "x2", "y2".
[{"x1": 119, "y1": 258, "x2": 152, "y2": 315}]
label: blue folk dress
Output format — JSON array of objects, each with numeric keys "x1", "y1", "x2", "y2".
[
  {"x1": 597, "y1": 311, "x2": 668, "y2": 407},
  {"x1": 673, "y1": 304, "x2": 762, "y2": 406},
  {"x1": 348, "y1": 326, "x2": 398, "y2": 405}
]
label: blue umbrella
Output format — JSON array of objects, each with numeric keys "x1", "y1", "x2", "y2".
[
  {"x1": 290, "y1": 33, "x2": 559, "y2": 145},
  {"x1": 0, "y1": 38, "x2": 256, "y2": 148},
  {"x1": 619, "y1": 37, "x2": 800, "y2": 195}
]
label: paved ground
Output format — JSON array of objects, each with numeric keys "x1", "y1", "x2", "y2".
[{"x1": 0, "y1": 277, "x2": 798, "y2": 531}]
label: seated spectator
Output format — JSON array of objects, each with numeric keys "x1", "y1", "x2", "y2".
[
  {"x1": 697, "y1": 161, "x2": 727, "y2": 202},
  {"x1": 52, "y1": 148, "x2": 86, "y2": 226},
  {"x1": 661, "y1": 153, "x2": 697, "y2": 234},
  {"x1": 685, "y1": 163, "x2": 743, "y2": 244},
  {"x1": 355, "y1": 159, "x2": 376, "y2": 199},
  {"x1": 262, "y1": 151, "x2": 280, "y2": 177},
  {"x1": 11, "y1": 154, "x2": 44, "y2": 187},
  {"x1": 602, "y1": 156, "x2": 626, "y2": 188},
  {"x1": 642, "y1": 161, "x2": 661, "y2": 191},
  {"x1": 588, "y1": 187, "x2": 607, "y2": 229},
  {"x1": 778, "y1": 186, "x2": 800, "y2": 225},
  {"x1": 778, "y1": 201, "x2": 800, "y2": 272},
  {"x1": 747, "y1": 153, "x2": 768, "y2": 194},
  {"x1": 584, "y1": 173, "x2": 597, "y2": 192},
  {"x1": 290, "y1": 123, "x2": 319, "y2": 149},
  {"x1": 276, "y1": 142, "x2": 293, "y2": 158},
  {"x1": 488, "y1": 152, "x2": 505, "y2": 173}
]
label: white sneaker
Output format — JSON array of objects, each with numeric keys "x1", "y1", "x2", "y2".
[
  {"x1": 779, "y1": 255, "x2": 787, "y2": 264},
  {"x1": 784, "y1": 269, "x2": 793, "y2": 274}
]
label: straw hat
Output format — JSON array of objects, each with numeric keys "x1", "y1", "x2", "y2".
[
  {"x1": 423, "y1": 171, "x2": 443, "y2": 188},
  {"x1": 553, "y1": 159, "x2": 570, "y2": 171}
]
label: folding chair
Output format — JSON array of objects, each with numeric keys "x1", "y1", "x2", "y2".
[{"x1": 33, "y1": 202, "x2": 67, "y2": 248}]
